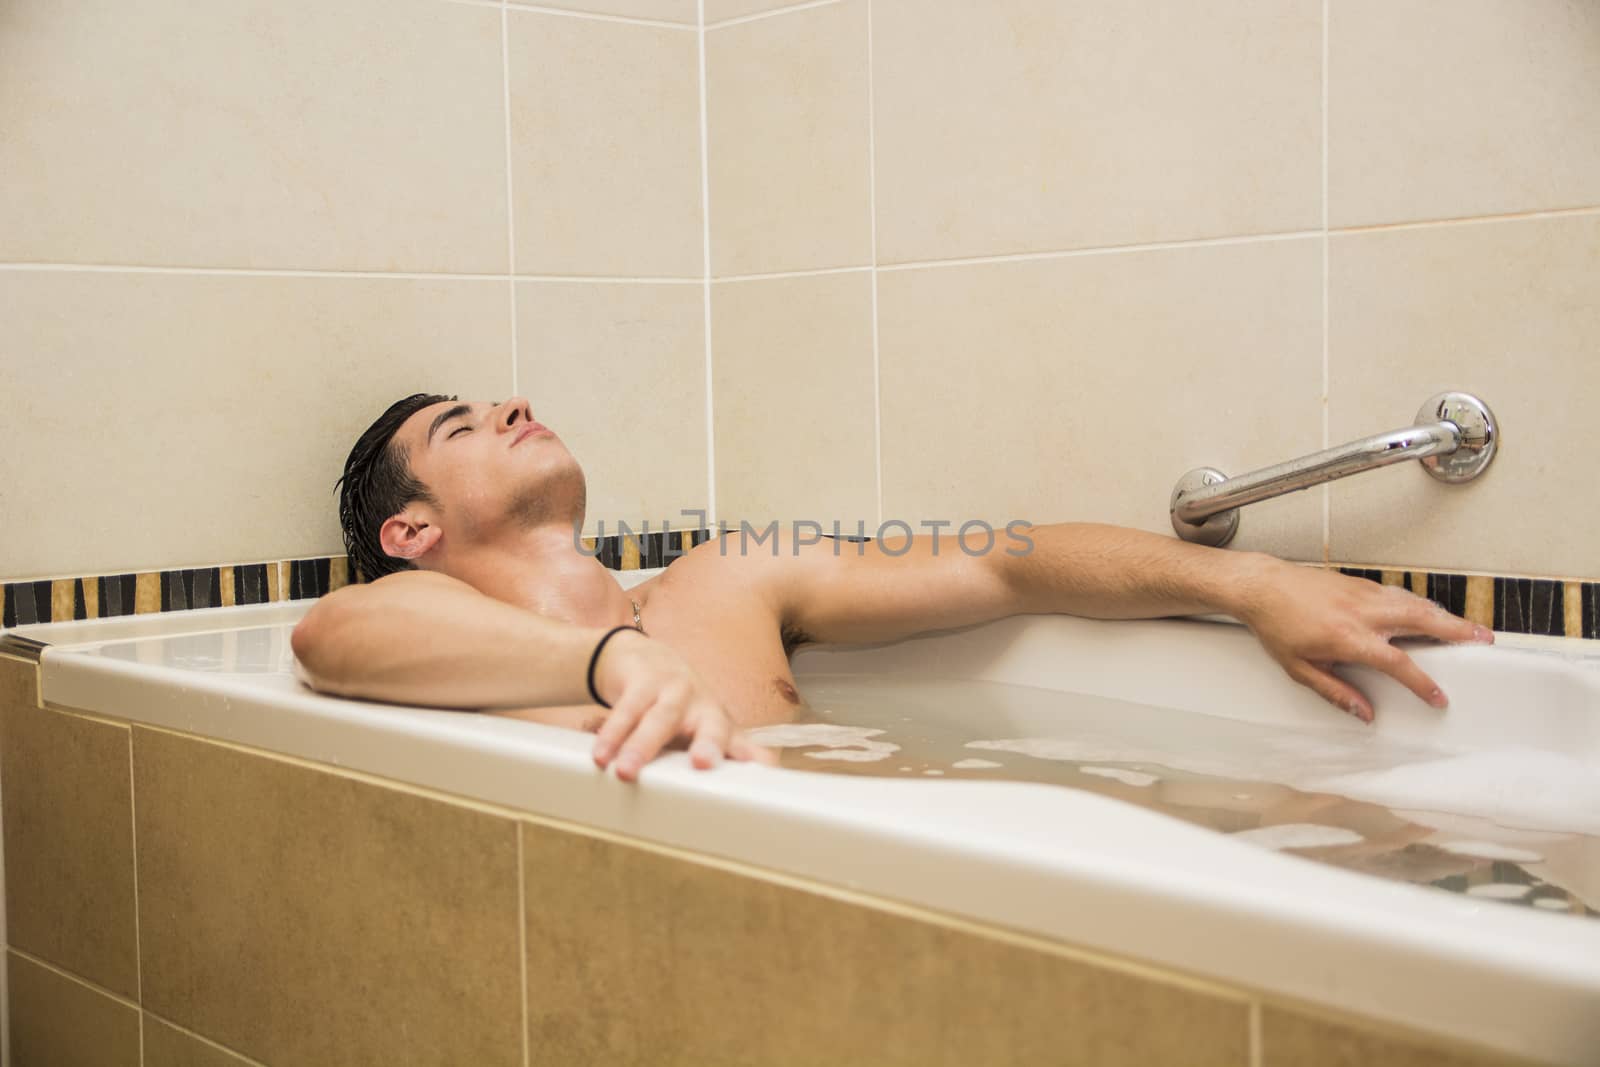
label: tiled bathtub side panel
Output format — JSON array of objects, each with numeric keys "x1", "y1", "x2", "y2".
[
  {"x1": 0, "y1": 658, "x2": 139, "y2": 1000},
  {"x1": 519, "y1": 820, "x2": 1252, "y2": 1066},
  {"x1": 131, "y1": 727, "x2": 525, "y2": 1067},
  {"x1": 1259, "y1": 1004, "x2": 1537, "y2": 1067},
  {"x1": 6, "y1": 952, "x2": 139, "y2": 1067}
]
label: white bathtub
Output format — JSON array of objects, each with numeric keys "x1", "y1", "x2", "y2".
[{"x1": 15, "y1": 568, "x2": 1600, "y2": 1065}]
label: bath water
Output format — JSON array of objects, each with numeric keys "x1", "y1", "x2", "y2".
[{"x1": 755, "y1": 675, "x2": 1598, "y2": 919}]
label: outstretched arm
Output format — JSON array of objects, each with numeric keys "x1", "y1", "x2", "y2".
[
  {"x1": 759, "y1": 522, "x2": 1492, "y2": 721},
  {"x1": 291, "y1": 570, "x2": 772, "y2": 779}
]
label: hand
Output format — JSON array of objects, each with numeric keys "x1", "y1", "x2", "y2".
[
  {"x1": 588, "y1": 629, "x2": 777, "y2": 782},
  {"x1": 1234, "y1": 560, "x2": 1493, "y2": 722}
]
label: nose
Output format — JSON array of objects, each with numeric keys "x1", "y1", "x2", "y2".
[{"x1": 494, "y1": 397, "x2": 533, "y2": 432}]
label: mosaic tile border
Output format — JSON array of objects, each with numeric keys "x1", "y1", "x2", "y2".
[
  {"x1": 0, "y1": 530, "x2": 711, "y2": 627},
  {"x1": 4, "y1": 542, "x2": 1597, "y2": 640}
]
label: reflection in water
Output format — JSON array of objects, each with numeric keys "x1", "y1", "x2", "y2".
[{"x1": 760, "y1": 675, "x2": 1599, "y2": 920}]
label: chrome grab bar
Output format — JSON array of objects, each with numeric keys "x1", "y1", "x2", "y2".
[{"x1": 1170, "y1": 391, "x2": 1498, "y2": 547}]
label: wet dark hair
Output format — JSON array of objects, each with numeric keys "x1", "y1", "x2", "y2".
[{"x1": 337, "y1": 393, "x2": 455, "y2": 581}]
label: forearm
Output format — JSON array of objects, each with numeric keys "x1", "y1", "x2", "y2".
[
  {"x1": 290, "y1": 571, "x2": 610, "y2": 709},
  {"x1": 997, "y1": 522, "x2": 1279, "y2": 620}
]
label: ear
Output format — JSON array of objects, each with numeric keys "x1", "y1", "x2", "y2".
[{"x1": 379, "y1": 511, "x2": 443, "y2": 562}]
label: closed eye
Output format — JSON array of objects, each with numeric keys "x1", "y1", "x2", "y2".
[{"x1": 448, "y1": 425, "x2": 472, "y2": 439}]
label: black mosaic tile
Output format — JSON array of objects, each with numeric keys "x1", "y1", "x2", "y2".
[
  {"x1": 3, "y1": 580, "x2": 53, "y2": 626},
  {"x1": 73, "y1": 579, "x2": 87, "y2": 620},
  {"x1": 1495, "y1": 577, "x2": 1566, "y2": 637},
  {"x1": 1, "y1": 585, "x2": 12, "y2": 629},
  {"x1": 1339, "y1": 567, "x2": 1384, "y2": 585},
  {"x1": 1585, "y1": 582, "x2": 1599, "y2": 640},
  {"x1": 234, "y1": 564, "x2": 269, "y2": 606},
  {"x1": 1426, "y1": 573, "x2": 1466, "y2": 619},
  {"x1": 98, "y1": 574, "x2": 136, "y2": 618},
  {"x1": 289, "y1": 558, "x2": 331, "y2": 600}
]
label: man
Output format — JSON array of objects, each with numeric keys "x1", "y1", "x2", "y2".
[{"x1": 292, "y1": 394, "x2": 1493, "y2": 782}]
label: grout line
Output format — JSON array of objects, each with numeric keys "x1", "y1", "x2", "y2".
[
  {"x1": 501, "y1": 3, "x2": 520, "y2": 398},
  {"x1": 6, "y1": 946, "x2": 141, "y2": 1010},
  {"x1": 705, "y1": 0, "x2": 843, "y2": 31},
  {"x1": 713, "y1": 263, "x2": 873, "y2": 283},
  {"x1": 512, "y1": 273, "x2": 698, "y2": 284},
  {"x1": 503, "y1": 1, "x2": 695, "y2": 30},
  {"x1": 1250, "y1": 999, "x2": 1263, "y2": 1067},
  {"x1": 1321, "y1": 0, "x2": 1330, "y2": 563},
  {"x1": 1332, "y1": 202, "x2": 1600, "y2": 235},
  {"x1": 878, "y1": 230, "x2": 1324, "y2": 272},
  {"x1": 866, "y1": 0, "x2": 882, "y2": 528},
  {"x1": 517, "y1": 823, "x2": 530, "y2": 1067},
  {"x1": 698, "y1": 0, "x2": 718, "y2": 526},
  {"x1": 143, "y1": 1012, "x2": 274, "y2": 1067},
  {"x1": 127, "y1": 732, "x2": 146, "y2": 1065}
]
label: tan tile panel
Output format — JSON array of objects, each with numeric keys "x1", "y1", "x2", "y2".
[
  {"x1": 0, "y1": 0, "x2": 506, "y2": 272},
  {"x1": 508, "y1": 9, "x2": 702, "y2": 277},
  {"x1": 711, "y1": 274, "x2": 877, "y2": 528},
  {"x1": 516, "y1": 282, "x2": 709, "y2": 536},
  {"x1": 707, "y1": 0, "x2": 872, "y2": 276},
  {"x1": 508, "y1": 0, "x2": 698, "y2": 22},
  {"x1": 143, "y1": 1015, "x2": 259, "y2": 1067},
  {"x1": 0, "y1": 685, "x2": 139, "y2": 998},
  {"x1": 0, "y1": 270, "x2": 509, "y2": 578},
  {"x1": 872, "y1": 0, "x2": 1321, "y2": 264},
  {"x1": 1330, "y1": 0, "x2": 1600, "y2": 227},
  {"x1": 877, "y1": 240, "x2": 1323, "y2": 560},
  {"x1": 6, "y1": 952, "x2": 140, "y2": 1067},
  {"x1": 1327, "y1": 215, "x2": 1600, "y2": 579},
  {"x1": 132, "y1": 727, "x2": 524, "y2": 1066},
  {"x1": 522, "y1": 821, "x2": 1250, "y2": 1065},
  {"x1": 1260, "y1": 1005, "x2": 1536, "y2": 1067}
]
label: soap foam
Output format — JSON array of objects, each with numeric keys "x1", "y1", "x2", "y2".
[
  {"x1": 1466, "y1": 883, "x2": 1532, "y2": 900},
  {"x1": 1231, "y1": 824, "x2": 1365, "y2": 850},
  {"x1": 748, "y1": 723, "x2": 901, "y2": 764},
  {"x1": 1080, "y1": 766, "x2": 1159, "y2": 787},
  {"x1": 952, "y1": 758, "x2": 1002, "y2": 770}
]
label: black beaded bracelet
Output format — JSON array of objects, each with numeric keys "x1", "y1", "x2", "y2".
[{"x1": 587, "y1": 625, "x2": 640, "y2": 708}]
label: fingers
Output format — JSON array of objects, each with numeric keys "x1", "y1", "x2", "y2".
[
  {"x1": 1379, "y1": 588, "x2": 1493, "y2": 645},
  {"x1": 1352, "y1": 639, "x2": 1449, "y2": 709},
  {"x1": 610, "y1": 688, "x2": 693, "y2": 783},
  {"x1": 688, "y1": 708, "x2": 731, "y2": 769},
  {"x1": 591, "y1": 685, "x2": 656, "y2": 771},
  {"x1": 1287, "y1": 660, "x2": 1374, "y2": 722},
  {"x1": 730, "y1": 733, "x2": 779, "y2": 766}
]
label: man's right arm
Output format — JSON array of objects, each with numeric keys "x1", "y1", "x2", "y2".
[{"x1": 290, "y1": 570, "x2": 771, "y2": 780}]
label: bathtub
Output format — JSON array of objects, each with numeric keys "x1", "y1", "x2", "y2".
[{"x1": 5, "y1": 566, "x2": 1599, "y2": 1065}]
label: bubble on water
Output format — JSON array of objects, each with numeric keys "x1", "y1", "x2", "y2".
[
  {"x1": 1433, "y1": 840, "x2": 1544, "y2": 863},
  {"x1": 952, "y1": 758, "x2": 1002, "y2": 770},
  {"x1": 1231, "y1": 824, "x2": 1364, "y2": 850},
  {"x1": 748, "y1": 723, "x2": 901, "y2": 763},
  {"x1": 1466, "y1": 883, "x2": 1531, "y2": 900},
  {"x1": 1533, "y1": 897, "x2": 1571, "y2": 911},
  {"x1": 923, "y1": 769, "x2": 944, "y2": 776},
  {"x1": 1080, "y1": 766, "x2": 1159, "y2": 787}
]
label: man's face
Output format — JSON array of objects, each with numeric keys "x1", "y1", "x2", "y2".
[{"x1": 393, "y1": 397, "x2": 585, "y2": 541}]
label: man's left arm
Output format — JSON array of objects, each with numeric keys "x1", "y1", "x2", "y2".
[{"x1": 763, "y1": 522, "x2": 1492, "y2": 721}]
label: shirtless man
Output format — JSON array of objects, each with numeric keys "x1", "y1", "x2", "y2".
[{"x1": 291, "y1": 394, "x2": 1494, "y2": 782}]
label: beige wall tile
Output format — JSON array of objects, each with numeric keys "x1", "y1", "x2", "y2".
[
  {"x1": 508, "y1": 0, "x2": 697, "y2": 22},
  {"x1": 711, "y1": 273, "x2": 876, "y2": 527},
  {"x1": 6, "y1": 953, "x2": 139, "y2": 1067},
  {"x1": 705, "y1": 0, "x2": 806, "y2": 24},
  {"x1": 878, "y1": 240, "x2": 1324, "y2": 560},
  {"x1": 522, "y1": 821, "x2": 1250, "y2": 1065},
  {"x1": 509, "y1": 9, "x2": 702, "y2": 277},
  {"x1": 0, "y1": 0, "x2": 506, "y2": 272},
  {"x1": 1327, "y1": 215, "x2": 1600, "y2": 578},
  {"x1": 517, "y1": 282, "x2": 709, "y2": 536},
  {"x1": 143, "y1": 1016, "x2": 257, "y2": 1067},
  {"x1": 1260, "y1": 1005, "x2": 1533, "y2": 1067},
  {"x1": 1330, "y1": 0, "x2": 1600, "y2": 228},
  {"x1": 0, "y1": 688, "x2": 138, "y2": 998},
  {"x1": 132, "y1": 728, "x2": 523, "y2": 1066},
  {"x1": 872, "y1": 0, "x2": 1321, "y2": 265},
  {"x1": 0, "y1": 271, "x2": 508, "y2": 579},
  {"x1": 707, "y1": 0, "x2": 871, "y2": 276}
]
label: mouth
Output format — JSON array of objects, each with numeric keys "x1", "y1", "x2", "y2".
[{"x1": 512, "y1": 422, "x2": 555, "y2": 447}]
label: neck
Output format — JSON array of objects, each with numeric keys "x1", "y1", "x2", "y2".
[{"x1": 430, "y1": 522, "x2": 638, "y2": 630}]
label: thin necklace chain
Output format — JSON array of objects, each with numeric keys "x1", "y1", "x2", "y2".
[{"x1": 630, "y1": 597, "x2": 646, "y2": 635}]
